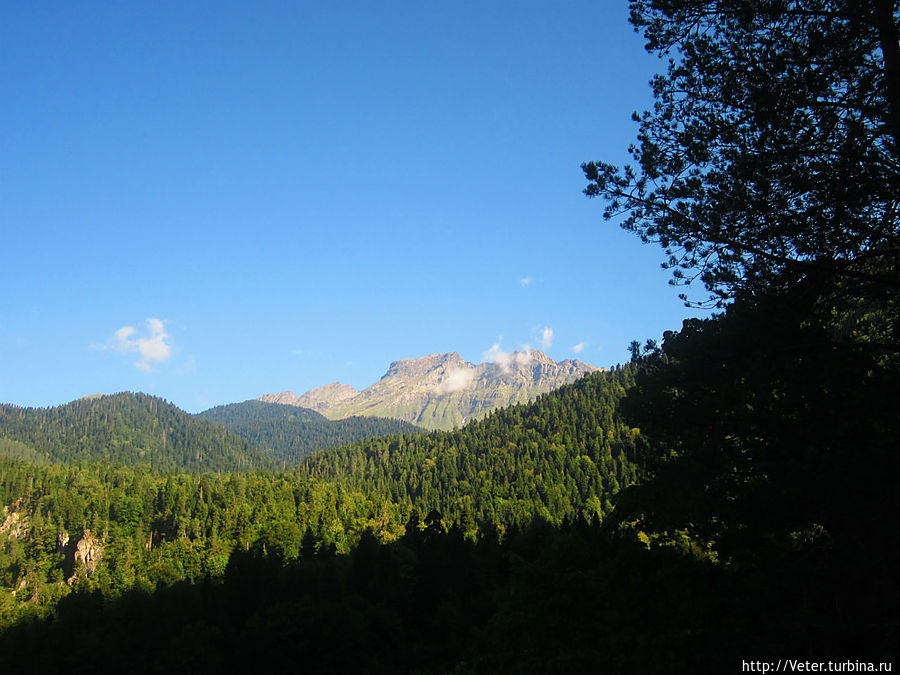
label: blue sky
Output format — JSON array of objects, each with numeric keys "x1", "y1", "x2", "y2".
[{"x1": 1, "y1": 1, "x2": 706, "y2": 413}]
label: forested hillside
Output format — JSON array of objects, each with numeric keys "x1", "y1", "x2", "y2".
[
  {"x1": 0, "y1": 461, "x2": 387, "y2": 614},
  {"x1": 196, "y1": 400, "x2": 424, "y2": 464},
  {"x1": 0, "y1": 394, "x2": 271, "y2": 472},
  {"x1": 302, "y1": 365, "x2": 642, "y2": 526},
  {"x1": 0, "y1": 515, "x2": 712, "y2": 674},
  {"x1": 0, "y1": 368, "x2": 645, "y2": 636}
]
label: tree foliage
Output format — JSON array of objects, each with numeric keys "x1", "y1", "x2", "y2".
[
  {"x1": 0, "y1": 394, "x2": 427, "y2": 474},
  {"x1": 583, "y1": 0, "x2": 900, "y2": 306},
  {"x1": 302, "y1": 367, "x2": 643, "y2": 528},
  {"x1": 0, "y1": 393, "x2": 272, "y2": 472},
  {"x1": 0, "y1": 370, "x2": 644, "y2": 628},
  {"x1": 0, "y1": 517, "x2": 714, "y2": 675},
  {"x1": 197, "y1": 400, "x2": 424, "y2": 464}
]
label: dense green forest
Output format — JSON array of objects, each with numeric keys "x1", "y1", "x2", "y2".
[
  {"x1": 0, "y1": 516, "x2": 721, "y2": 674},
  {"x1": 0, "y1": 393, "x2": 271, "y2": 472},
  {"x1": 196, "y1": 399, "x2": 424, "y2": 464},
  {"x1": 0, "y1": 367, "x2": 643, "y2": 628},
  {"x1": 0, "y1": 460, "x2": 393, "y2": 620},
  {"x1": 302, "y1": 366, "x2": 641, "y2": 527},
  {"x1": 0, "y1": 394, "x2": 428, "y2": 473}
]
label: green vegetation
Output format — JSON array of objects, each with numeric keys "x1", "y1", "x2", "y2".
[
  {"x1": 0, "y1": 517, "x2": 716, "y2": 674},
  {"x1": 0, "y1": 438, "x2": 49, "y2": 465},
  {"x1": 304, "y1": 366, "x2": 641, "y2": 527},
  {"x1": 0, "y1": 393, "x2": 271, "y2": 472},
  {"x1": 197, "y1": 399, "x2": 424, "y2": 464},
  {"x1": 0, "y1": 394, "x2": 429, "y2": 474},
  {"x1": 0, "y1": 459, "x2": 402, "y2": 627},
  {"x1": 0, "y1": 368, "x2": 644, "y2": 629}
]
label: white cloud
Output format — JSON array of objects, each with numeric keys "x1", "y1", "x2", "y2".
[
  {"x1": 483, "y1": 340, "x2": 533, "y2": 373},
  {"x1": 110, "y1": 318, "x2": 172, "y2": 372},
  {"x1": 520, "y1": 276, "x2": 533, "y2": 287},
  {"x1": 436, "y1": 367, "x2": 475, "y2": 394},
  {"x1": 515, "y1": 346, "x2": 533, "y2": 366},
  {"x1": 114, "y1": 326, "x2": 136, "y2": 342},
  {"x1": 539, "y1": 326, "x2": 554, "y2": 350},
  {"x1": 146, "y1": 318, "x2": 165, "y2": 335},
  {"x1": 572, "y1": 342, "x2": 585, "y2": 354},
  {"x1": 483, "y1": 342, "x2": 513, "y2": 373}
]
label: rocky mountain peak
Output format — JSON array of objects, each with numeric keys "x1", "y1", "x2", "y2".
[
  {"x1": 258, "y1": 390, "x2": 301, "y2": 406},
  {"x1": 383, "y1": 353, "x2": 468, "y2": 380},
  {"x1": 258, "y1": 350, "x2": 603, "y2": 431}
]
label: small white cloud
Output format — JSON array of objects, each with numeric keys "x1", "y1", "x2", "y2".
[
  {"x1": 520, "y1": 276, "x2": 533, "y2": 287},
  {"x1": 515, "y1": 346, "x2": 533, "y2": 366},
  {"x1": 436, "y1": 367, "x2": 475, "y2": 394},
  {"x1": 114, "y1": 326, "x2": 136, "y2": 342},
  {"x1": 109, "y1": 318, "x2": 172, "y2": 372},
  {"x1": 538, "y1": 326, "x2": 554, "y2": 350},
  {"x1": 146, "y1": 318, "x2": 165, "y2": 335},
  {"x1": 483, "y1": 340, "x2": 535, "y2": 373},
  {"x1": 572, "y1": 342, "x2": 585, "y2": 354},
  {"x1": 483, "y1": 341, "x2": 513, "y2": 373}
]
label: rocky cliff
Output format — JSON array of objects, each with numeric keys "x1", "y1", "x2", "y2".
[
  {"x1": 260, "y1": 351, "x2": 601, "y2": 431},
  {"x1": 259, "y1": 382, "x2": 358, "y2": 413}
]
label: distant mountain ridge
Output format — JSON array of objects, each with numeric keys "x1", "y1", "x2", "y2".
[
  {"x1": 262, "y1": 382, "x2": 358, "y2": 413},
  {"x1": 260, "y1": 350, "x2": 601, "y2": 431}
]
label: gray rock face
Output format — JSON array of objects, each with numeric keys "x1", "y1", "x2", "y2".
[
  {"x1": 259, "y1": 383, "x2": 359, "y2": 413},
  {"x1": 259, "y1": 351, "x2": 602, "y2": 431},
  {"x1": 0, "y1": 500, "x2": 28, "y2": 540},
  {"x1": 72, "y1": 530, "x2": 103, "y2": 578}
]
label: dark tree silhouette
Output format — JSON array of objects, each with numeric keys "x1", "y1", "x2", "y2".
[{"x1": 583, "y1": 0, "x2": 900, "y2": 307}]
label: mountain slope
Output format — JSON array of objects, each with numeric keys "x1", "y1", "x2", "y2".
[
  {"x1": 261, "y1": 350, "x2": 601, "y2": 430},
  {"x1": 301, "y1": 365, "x2": 642, "y2": 525},
  {"x1": 196, "y1": 400, "x2": 423, "y2": 463},
  {"x1": 0, "y1": 392, "x2": 271, "y2": 472}
]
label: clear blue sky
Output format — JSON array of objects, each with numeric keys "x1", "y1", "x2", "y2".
[{"x1": 1, "y1": 1, "x2": 706, "y2": 413}]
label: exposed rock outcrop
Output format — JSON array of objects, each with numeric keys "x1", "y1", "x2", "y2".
[
  {"x1": 66, "y1": 529, "x2": 104, "y2": 584},
  {"x1": 260, "y1": 382, "x2": 358, "y2": 413},
  {"x1": 0, "y1": 500, "x2": 28, "y2": 540}
]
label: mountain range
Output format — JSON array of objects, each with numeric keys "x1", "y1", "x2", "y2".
[
  {"x1": 259, "y1": 350, "x2": 601, "y2": 431},
  {"x1": 0, "y1": 351, "x2": 600, "y2": 470}
]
